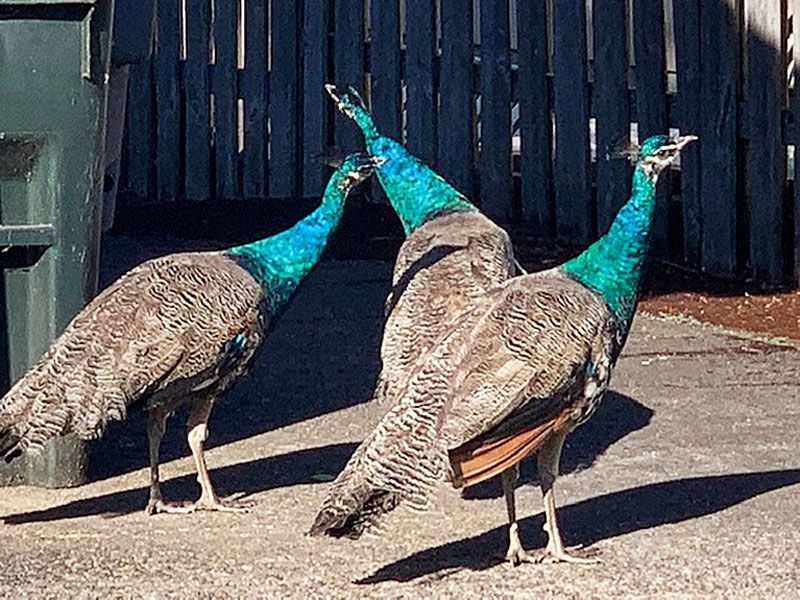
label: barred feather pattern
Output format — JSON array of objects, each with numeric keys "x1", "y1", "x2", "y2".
[
  {"x1": 310, "y1": 269, "x2": 620, "y2": 537},
  {"x1": 373, "y1": 209, "x2": 515, "y2": 408},
  {"x1": 0, "y1": 252, "x2": 268, "y2": 460},
  {"x1": 442, "y1": 270, "x2": 618, "y2": 461}
]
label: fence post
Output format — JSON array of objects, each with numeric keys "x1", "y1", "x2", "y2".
[
  {"x1": 699, "y1": 0, "x2": 739, "y2": 278},
  {"x1": 552, "y1": 0, "x2": 592, "y2": 243},
  {"x1": 746, "y1": 0, "x2": 786, "y2": 285},
  {"x1": 593, "y1": 0, "x2": 631, "y2": 233}
]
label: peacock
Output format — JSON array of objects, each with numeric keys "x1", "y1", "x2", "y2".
[
  {"x1": 325, "y1": 85, "x2": 517, "y2": 410},
  {"x1": 0, "y1": 153, "x2": 383, "y2": 515},
  {"x1": 310, "y1": 135, "x2": 697, "y2": 565}
]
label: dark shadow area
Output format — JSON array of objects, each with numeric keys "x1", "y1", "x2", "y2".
[
  {"x1": 5, "y1": 442, "x2": 357, "y2": 524},
  {"x1": 87, "y1": 231, "x2": 389, "y2": 481},
  {"x1": 359, "y1": 468, "x2": 800, "y2": 584},
  {"x1": 112, "y1": 192, "x2": 405, "y2": 263},
  {"x1": 463, "y1": 391, "x2": 653, "y2": 500}
]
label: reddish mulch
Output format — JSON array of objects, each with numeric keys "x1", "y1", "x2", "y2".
[
  {"x1": 640, "y1": 267, "x2": 800, "y2": 342},
  {"x1": 512, "y1": 235, "x2": 800, "y2": 342}
]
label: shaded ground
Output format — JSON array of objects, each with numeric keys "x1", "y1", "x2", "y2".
[{"x1": 0, "y1": 236, "x2": 798, "y2": 598}]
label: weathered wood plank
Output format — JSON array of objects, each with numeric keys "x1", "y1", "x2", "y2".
[
  {"x1": 746, "y1": 0, "x2": 785, "y2": 284},
  {"x1": 517, "y1": 0, "x2": 551, "y2": 231},
  {"x1": 212, "y1": 0, "x2": 239, "y2": 199},
  {"x1": 405, "y1": 0, "x2": 437, "y2": 165},
  {"x1": 794, "y1": 0, "x2": 800, "y2": 285},
  {"x1": 269, "y1": 2, "x2": 300, "y2": 198},
  {"x1": 241, "y1": 0, "x2": 268, "y2": 199},
  {"x1": 552, "y1": 0, "x2": 592, "y2": 242},
  {"x1": 124, "y1": 59, "x2": 153, "y2": 201},
  {"x1": 370, "y1": 0, "x2": 402, "y2": 139},
  {"x1": 632, "y1": 0, "x2": 669, "y2": 255},
  {"x1": 673, "y1": 0, "x2": 701, "y2": 266},
  {"x1": 699, "y1": 0, "x2": 738, "y2": 277},
  {"x1": 334, "y1": 0, "x2": 365, "y2": 153},
  {"x1": 301, "y1": 0, "x2": 328, "y2": 197},
  {"x1": 479, "y1": 0, "x2": 512, "y2": 224},
  {"x1": 182, "y1": 0, "x2": 211, "y2": 201},
  {"x1": 439, "y1": 0, "x2": 474, "y2": 197},
  {"x1": 154, "y1": 0, "x2": 180, "y2": 202},
  {"x1": 592, "y1": 0, "x2": 630, "y2": 233}
]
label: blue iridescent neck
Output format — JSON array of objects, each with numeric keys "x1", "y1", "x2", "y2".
[
  {"x1": 225, "y1": 175, "x2": 347, "y2": 313},
  {"x1": 560, "y1": 167, "x2": 656, "y2": 327},
  {"x1": 349, "y1": 105, "x2": 474, "y2": 235}
]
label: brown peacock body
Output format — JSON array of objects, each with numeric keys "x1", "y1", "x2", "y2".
[
  {"x1": 310, "y1": 135, "x2": 697, "y2": 565},
  {"x1": 0, "y1": 153, "x2": 382, "y2": 514},
  {"x1": 325, "y1": 85, "x2": 517, "y2": 409}
]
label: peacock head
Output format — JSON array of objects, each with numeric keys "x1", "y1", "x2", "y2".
[
  {"x1": 333, "y1": 153, "x2": 387, "y2": 191},
  {"x1": 324, "y1": 84, "x2": 368, "y2": 121},
  {"x1": 636, "y1": 134, "x2": 698, "y2": 181}
]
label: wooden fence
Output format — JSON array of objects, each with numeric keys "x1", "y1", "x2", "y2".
[{"x1": 120, "y1": 0, "x2": 800, "y2": 287}]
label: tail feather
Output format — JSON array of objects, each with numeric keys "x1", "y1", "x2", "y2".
[
  {"x1": 309, "y1": 481, "x2": 400, "y2": 539},
  {"x1": 0, "y1": 337, "x2": 128, "y2": 462},
  {"x1": 309, "y1": 375, "x2": 453, "y2": 538},
  {"x1": 0, "y1": 430, "x2": 23, "y2": 462}
]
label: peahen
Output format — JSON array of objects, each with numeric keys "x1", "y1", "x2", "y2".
[
  {"x1": 310, "y1": 135, "x2": 697, "y2": 565},
  {"x1": 325, "y1": 84, "x2": 517, "y2": 409},
  {"x1": 0, "y1": 153, "x2": 383, "y2": 515}
]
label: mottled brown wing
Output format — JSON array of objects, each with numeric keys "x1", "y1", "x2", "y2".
[
  {"x1": 0, "y1": 252, "x2": 265, "y2": 458},
  {"x1": 376, "y1": 210, "x2": 515, "y2": 406},
  {"x1": 440, "y1": 271, "x2": 616, "y2": 486}
]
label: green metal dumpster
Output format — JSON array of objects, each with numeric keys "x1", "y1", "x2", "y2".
[{"x1": 0, "y1": 0, "x2": 114, "y2": 487}]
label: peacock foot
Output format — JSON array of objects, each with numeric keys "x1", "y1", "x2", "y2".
[
  {"x1": 193, "y1": 493, "x2": 252, "y2": 513},
  {"x1": 535, "y1": 544, "x2": 601, "y2": 565},
  {"x1": 504, "y1": 545, "x2": 536, "y2": 567},
  {"x1": 145, "y1": 494, "x2": 252, "y2": 515}
]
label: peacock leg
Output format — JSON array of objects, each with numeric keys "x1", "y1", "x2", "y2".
[
  {"x1": 144, "y1": 407, "x2": 171, "y2": 515},
  {"x1": 536, "y1": 431, "x2": 599, "y2": 564},
  {"x1": 184, "y1": 394, "x2": 250, "y2": 513},
  {"x1": 502, "y1": 464, "x2": 534, "y2": 565}
]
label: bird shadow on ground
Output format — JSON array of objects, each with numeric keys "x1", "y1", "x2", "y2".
[
  {"x1": 463, "y1": 391, "x2": 654, "y2": 500},
  {"x1": 358, "y1": 468, "x2": 800, "y2": 584},
  {"x1": 3, "y1": 442, "x2": 357, "y2": 524}
]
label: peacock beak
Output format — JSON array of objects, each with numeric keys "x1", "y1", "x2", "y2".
[{"x1": 671, "y1": 134, "x2": 698, "y2": 151}]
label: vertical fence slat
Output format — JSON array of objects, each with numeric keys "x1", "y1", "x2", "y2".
[
  {"x1": 699, "y1": 0, "x2": 738, "y2": 277},
  {"x1": 301, "y1": 1, "x2": 328, "y2": 197},
  {"x1": 155, "y1": 0, "x2": 180, "y2": 201},
  {"x1": 518, "y1": 0, "x2": 551, "y2": 230},
  {"x1": 269, "y1": 2, "x2": 300, "y2": 198},
  {"x1": 212, "y1": 0, "x2": 239, "y2": 199},
  {"x1": 371, "y1": 0, "x2": 402, "y2": 139},
  {"x1": 334, "y1": 0, "x2": 365, "y2": 152},
  {"x1": 673, "y1": 0, "x2": 702, "y2": 266},
  {"x1": 593, "y1": 0, "x2": 630, "y2": 232},
  {"x1": 632, "y1": 1, "x2": 668, "y2": 137},
  {"x1": 405, "y1": 0, "x2": 437, "y2": 164},
  {"x1": 124, "y1": 60, "x2": 152, "y2": 200},
  {"x1": 479, "y1": 0, "x2": 512, "y2": 224},
  {"x1": 794, "y1": 0, "x2": 800, "y2": 285},
  {"x1": 746, "y1": 0, "x2": 786, "y2": 284},
  {"x1": 439, "y1": 0, "x2": 474, "y2": 197},
  {"x1": 241, "y1": 0, "x2": 268, "y2": 199},
  {"x1": 183, "y1": 0, "x2": 211, "y2": 201},
  {"x1": 632, "y1": 0, "x2": 669, "y2": 255},
  {"x1": 552, "y1": 0, "x2": 592, "y2": 242}
]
